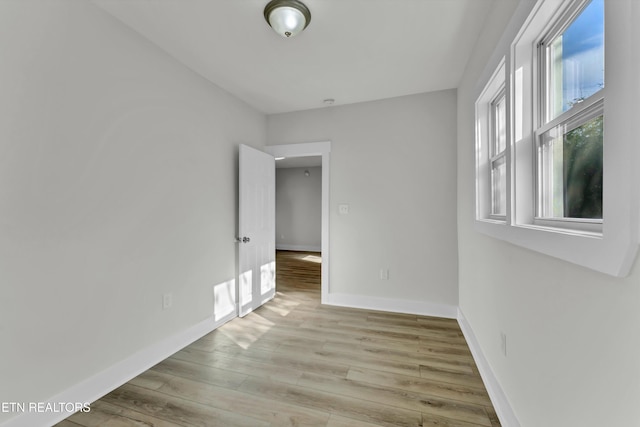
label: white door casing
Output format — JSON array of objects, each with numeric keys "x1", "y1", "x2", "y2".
[{"x1": 238, "y1": 144, "x2": 276, "y2": 317}]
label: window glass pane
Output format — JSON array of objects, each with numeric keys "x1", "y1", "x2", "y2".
[
  {"x1": 493, "y1": 94, "x2": 507, "y2": 155},
  {"x1": 539, "y1": 114, "x2": 603, "y2": 219},
  {"x1": 547, "y1": 0, "x2": 604, "y2": 120},
  {"x1": 491, "y1": 156, "x2": 506, "y2": 216}
]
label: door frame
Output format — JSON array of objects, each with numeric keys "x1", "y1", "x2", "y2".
[{"x1": 265, "y1": 141, "x2": 331, "y2": 303}]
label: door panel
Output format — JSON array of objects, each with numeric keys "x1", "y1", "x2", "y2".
[{"x1": 238, "y1": 144, "x2": 275, "y2": 317}]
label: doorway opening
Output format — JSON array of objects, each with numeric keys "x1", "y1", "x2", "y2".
[
  {"x1": 265, "y1": 141, "x2": 330, "y2": 303},
  {"x1": 275, "y1": 156, "x2": 322, "y2": 294}
]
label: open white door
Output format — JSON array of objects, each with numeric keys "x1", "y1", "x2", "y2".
[{"x1": 238, "y1": 144, "x2": 276, "y2": 317}]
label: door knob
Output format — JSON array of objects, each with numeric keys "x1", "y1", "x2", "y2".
[{"x1": 236, "y1": 236, "x2": 251, "y2": 243}]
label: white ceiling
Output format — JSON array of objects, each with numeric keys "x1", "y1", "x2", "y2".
[{"x1": 92, "y1": 0, "x2": 496, "y2": 115}]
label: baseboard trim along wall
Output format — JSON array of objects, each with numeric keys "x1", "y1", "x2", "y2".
[
  {"x1": 324, "y1": 292, "x2": 458, "y2": 319},
  {"x1": 457, "y1": 308, "x2": 521, "y2": 427},
  {"x1": 276, "y1": 244, "x2": 322, "y2": 252},
  {"x1": 0, "y1": 315, "x2": 222, "y2": 427}
]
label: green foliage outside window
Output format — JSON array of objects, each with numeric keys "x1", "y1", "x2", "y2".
[{"x1": 563, "y1": 115, "x2": 603, "y2": 218}]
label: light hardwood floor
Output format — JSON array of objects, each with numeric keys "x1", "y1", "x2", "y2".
[{"x1": 59, "y1": 251, "x2": 500, "y2": 427}]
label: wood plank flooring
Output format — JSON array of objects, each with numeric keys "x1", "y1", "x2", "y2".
[{"x1": 60, "y1": 251, "x2": 499, "y2": 427}]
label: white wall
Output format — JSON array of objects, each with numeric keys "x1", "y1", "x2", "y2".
[
  {"x1": 0, "y1": 1, "x2": 265, "y2": 424},
  {"x1": 276, "y1": 167, "x2": 322, "y2": 252},
  {"x1": 457, "y1": 1, "x2": 640, "y2": 426},
  {"x1": 268, "y1": 91, "x2": 459, "y2": 316}
]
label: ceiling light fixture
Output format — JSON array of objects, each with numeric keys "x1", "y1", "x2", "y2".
[{"x1": 264, "y1": 0, "x2": 311, "y2": 38}]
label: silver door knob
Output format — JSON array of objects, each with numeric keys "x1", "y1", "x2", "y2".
[{"x1": 242, "y1": 236, "x2": 251, "y2": 243}]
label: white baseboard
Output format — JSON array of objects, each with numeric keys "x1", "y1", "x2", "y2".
[
  {"x1": 457, "y1": 308, "x2": 520, "y2": 427},
  {"x1": 276, "y1": 244, "x2": 321, "y2": 252},
  {"x1": 1, "y1": 315, "x2": 219, "y2": 427},
  {"x1": 323, "y1": 292, "x2": 457, "y2": 319}
]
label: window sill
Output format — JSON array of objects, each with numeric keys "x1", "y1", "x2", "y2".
[
  {"x1": 479, "y1": 217, "x2": 507, "y2": 225},
  {"x1": 530, "y1": 217, "x2": 602, "y2": 237},
  {"x1": 474, "y1": 218, "x2": 637, "y2": 277},
  {"x1": 515, "y1": 223, "x2": 602, "y2": 239}
]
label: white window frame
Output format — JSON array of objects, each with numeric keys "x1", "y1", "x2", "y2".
[
  {"x1": 473, "y1": 0, "x2": 639, "y2": 277},
  {"x1": 533, "y1": 0, "x2": 604, "y2": 232},
  {"x1": 476, "y1": 58, "x2": 507, "y2": 223}
]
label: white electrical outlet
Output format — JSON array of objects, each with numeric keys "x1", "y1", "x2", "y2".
[
  {"x1": 338, "y1": 204, "x2": 349, "y2": 215},
  {"x1": 500, "y1": 332, "x2": 507, "y2": 356},
  {"x1": 379, "y1": 269, "x2": 389, "y2": 280},
  {"x1": 163, "y1": 293, "x2": 173, "y2": 310}
]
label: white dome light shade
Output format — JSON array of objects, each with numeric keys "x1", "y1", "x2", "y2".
[
  {"x1": 264, "y1": 0, "x2": 311, "y2": 38},
  {"x1": 268, "y1": 7, "x2": 305, "y2": 37}
]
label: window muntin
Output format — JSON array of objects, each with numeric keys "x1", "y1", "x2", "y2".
[{"x1": 536, "y1": 0, "x2": 604, "y2": 223}]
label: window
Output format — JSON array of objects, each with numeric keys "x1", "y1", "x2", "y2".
[
  {"x1": 536, "y1": 0, "x2": 604, "y2": 226},
  {"x1": 490, "y1": 89, "x2": 507, "y2": 216},
  {"x1": 473, "y1": 0, "x2": 639, "y2": 277},
  {"x1": 476, "y1": 59, "x2": 506, "y2": 222}
]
